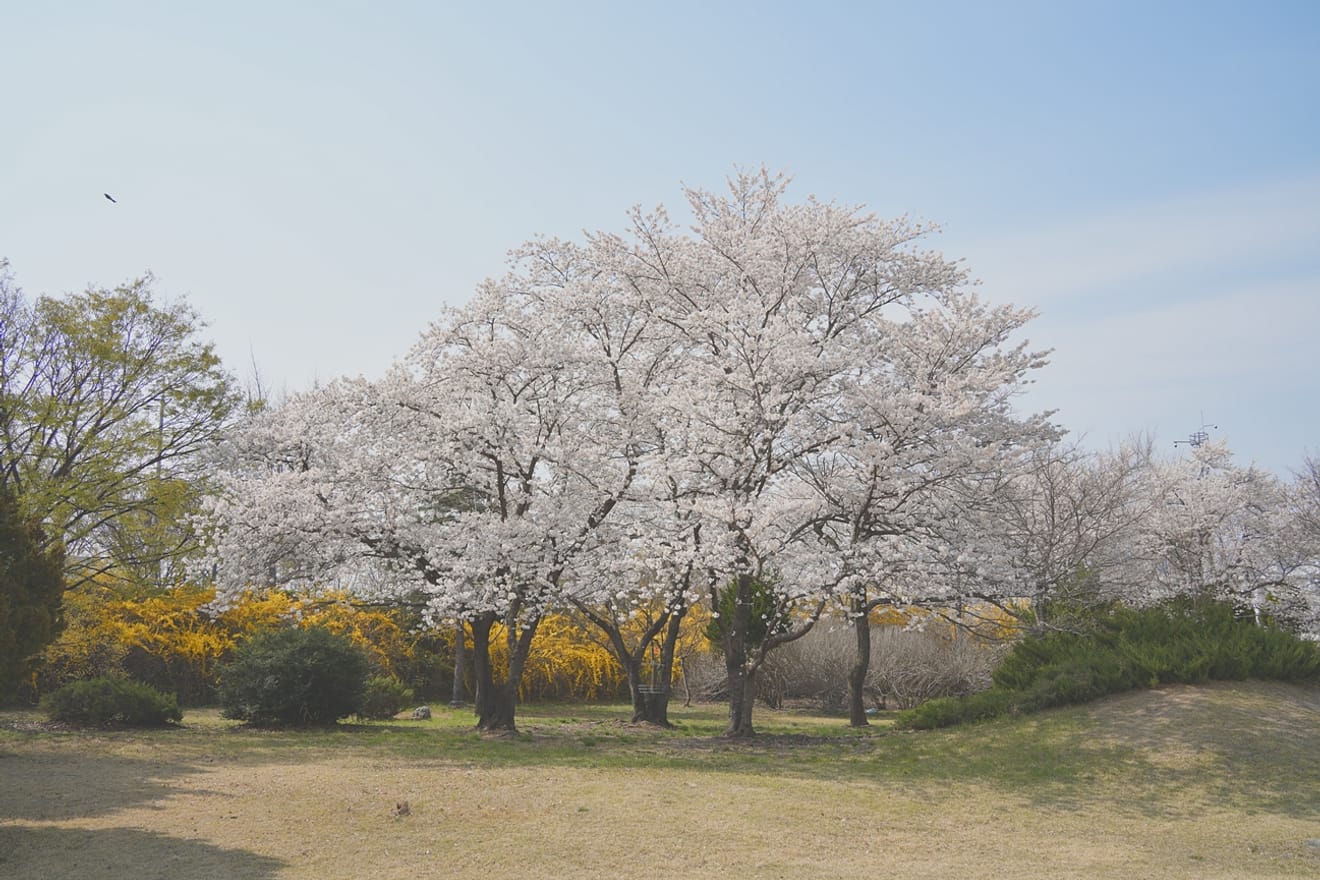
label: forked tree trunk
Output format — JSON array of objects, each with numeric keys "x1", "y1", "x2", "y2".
[
  {"x1": 624, "y1": 657, "x2": 668, "y2": 725},
  {"x1": 628, "y1": 609, "x2": 686, "y2": 726},
  {"x1": 465, "y1": 612, "x2": 539, "y2": 732},
  {"x1": 573, "y1": 595, "x2": 688, "y2": 727},
  {"x1": 631, "y1": 681, "x2": 671, "y2": 726}
]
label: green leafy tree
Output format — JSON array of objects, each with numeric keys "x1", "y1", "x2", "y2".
[
  {"x1": 0, "y1": 481, "x2": 65, "y2": 701},
  {"x1": 0, "y1": 261, "x2": 239, "y2": 589}
]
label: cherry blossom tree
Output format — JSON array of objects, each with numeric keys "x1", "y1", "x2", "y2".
[
  {"x1": 203, "y1": 244, "x2": 672, "y2": 730},
  {"x1": 1287, "y1": 454, "x2": 1320, "y2": 630},
  {"x1": 1146, "y1": 441, "x2": 1314, "y2": 628},
  {"x1": 560, "y1": 169, "x2": 1056, "y2": 736},
  {"x1": 786, "y1": 296, "x2": 1058, "y2": 725},
  {"x1": 202, "y1": 168, "x2": 1061, "y2": 736},
  {"x1": 562, "y1": 489, "x2": 706, "y2": 725},
  {"x1": 980, "y1": 439, "x2": 1168, "y2": 629}
]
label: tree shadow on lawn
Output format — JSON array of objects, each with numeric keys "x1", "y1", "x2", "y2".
[
  {"x1": 0, "y1": 744, "x2": 210, "y2": 822},
  {"x1": 0, "y1": 826, "x2": 285, "y2": 880},
  {"x1": 0, "y1": 737, "x2": 289, "y2": 879},
  {"x1": 1065, "y1": 681, "x2": 1320, "y2": 819}
]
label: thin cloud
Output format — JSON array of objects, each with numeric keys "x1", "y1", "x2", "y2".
[{"x1": 963, "y1": 172, "x2": 1320, "y2": 306}]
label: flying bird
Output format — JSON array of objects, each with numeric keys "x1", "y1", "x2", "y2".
[{"x1": 104, "y1": 193, "x2": 117, "y2": 203}]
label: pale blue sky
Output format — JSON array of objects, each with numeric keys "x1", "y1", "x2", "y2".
[{"x1": 2, "y1": 1, "x2": 1317, "y2": 472}]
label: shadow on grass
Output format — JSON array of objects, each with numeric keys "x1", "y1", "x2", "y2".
[
  {"x1": 0, "y1": 826, "x2": 285, "y2": 879},
  {"x1": 1071, "y1": 681, "x2": 1320, "y2": 818},
  {"x1": 0, "y1": 744, "x2": 210, "y2": 822},
  {"x1": 167, "y1": 690, "x2": 1319, "y2": 814},
  {"x1": 0, "y1": 732, "x2": 288, "y2": 878}
]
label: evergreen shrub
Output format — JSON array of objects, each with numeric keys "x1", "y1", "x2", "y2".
[
  {"x1": 898, "y1": 598, "x2": 1320, "y2": 730},
  {"x1": 357, "y1": 675, "x2": 415, "y2": 720},
  {"x1": 218, "y1": 626, "x2": 368, "y2": 726},
  {"x1": 42, "y1": 676, "x2": 181, "y2": 726}
]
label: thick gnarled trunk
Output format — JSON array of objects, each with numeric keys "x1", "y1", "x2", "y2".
[
  {"x1": 572, "y1": 593, "x2": 688, "y2": 727},
  {"x1": 631, "y1": 683, "x2": 672, "y2": 725},
  {"x1": 633, "y1": 606, "x2": 686, "y2": 726},
  {"x1": 466, "y1": 612, "x2": 539, "y2": 732}
]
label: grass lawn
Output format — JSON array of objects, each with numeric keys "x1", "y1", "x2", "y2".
[{"x1": 2, "y1": 681, "x2": 1318, "y2": 879}]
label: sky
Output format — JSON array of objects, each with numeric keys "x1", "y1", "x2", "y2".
[{"x1": 2, "y1": 1, "x2": 1317, "y2": 474}]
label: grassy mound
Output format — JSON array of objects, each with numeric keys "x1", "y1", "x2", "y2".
[{"x1": 898, "y1": 598, "x2": 1320, "y2": 730}]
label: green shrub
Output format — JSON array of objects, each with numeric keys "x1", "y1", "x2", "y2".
[
  {"x1": 897, "y1": 598, "x2": 1320, "y2": 730},
  {"x1": 218, "y1": 626, "x2": 369, "y2": 726},
  {"x1": 898, "y1": 688, "x2": 1021, "y2": 730},
  {"x1": 1020, "y1": 653, "x2": 1138, "y2": 709},
  {"x1": 1251, "y1": 632, "x2": 1320, "y2": 680},
  {"x1": 357, "y1": 675, "x2": 415, "y2": 720},
  {"x1": 41, "y1": 676, "x2": 181, "y2": 726}
]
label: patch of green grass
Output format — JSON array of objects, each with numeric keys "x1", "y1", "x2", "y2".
[
  {"x1": 6, "y1": 684, "x2": 1316, "y2": 819},
  {"x1": 4, "y1": 683, "x2": 1318, "y2": 880}
]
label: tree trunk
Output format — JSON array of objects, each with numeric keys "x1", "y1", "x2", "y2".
[
  {"x1": 474, "y1": 679, "x2": 517, "y2": 731},
  {"x1": 616, "y1": 637, "x2": 672, "y2": 726},
  {"x1": 468, "y1": 614, "x2": 517, "y2": 732},
  {"x1": 725, "y1": 661, "x2": 757, "y2": 737},
  {"x1": 623, "y1": 656, "x2": 647, "y2": 720},
  {"x1": 631, "y1": 684, "x2": 671, "y2": 726},
  {"x1": 847, "y1": 596, "x2": 871, "y2": 727},
  {"x1": 451, "y1": 621, "x2": 467, "y2": 706},
  {"x1": 723, "y1": 572, "x2": 756, "y2": 738},
  {"x1": 642, "y1": 607, "x2": 685, "y2": 725},
  {"x1": 631, "y1": 604, "x2": 689, "y2": 725}
]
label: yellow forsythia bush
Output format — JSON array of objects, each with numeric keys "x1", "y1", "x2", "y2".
[
  {"x1": 484, "y1": 607, "x2": 713, "y2": 702},
  {"x1": 489, "y1": 615, "x2": 628, "y2": 701},
  {"x1": 32, "y1": 579, "x2": 453, "y2": 705},
  {"x1": 32, "y1": 578, "x2": 715, "y2": 707},
  {"x1": 36, "y1": 580, "x2": 229, "y2": 704}
]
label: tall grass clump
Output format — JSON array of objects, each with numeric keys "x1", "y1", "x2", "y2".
[{"x1": 898, "y1": 598, "x2": 1320, "y2": 729}]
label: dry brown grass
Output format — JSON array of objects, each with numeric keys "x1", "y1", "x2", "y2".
[{"x1": 3, "y1": 682, "x2": 1319, "y2": 879}]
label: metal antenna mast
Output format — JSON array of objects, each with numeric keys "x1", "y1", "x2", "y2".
[{"x1": 1173, "y1": 412, "x2": 1218, "y2": 449}]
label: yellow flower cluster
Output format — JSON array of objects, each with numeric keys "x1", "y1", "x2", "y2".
[
  {"x1": 33, "y1": 578, "x2": 440, "y2": 704},
  {"x1": 33, "y1": 579, "x2": 717, "y2": 705}
]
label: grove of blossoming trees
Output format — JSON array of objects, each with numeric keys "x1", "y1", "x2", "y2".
[{"x1": 198, "y1": 170, "x2": 1319, "y2": 735}]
